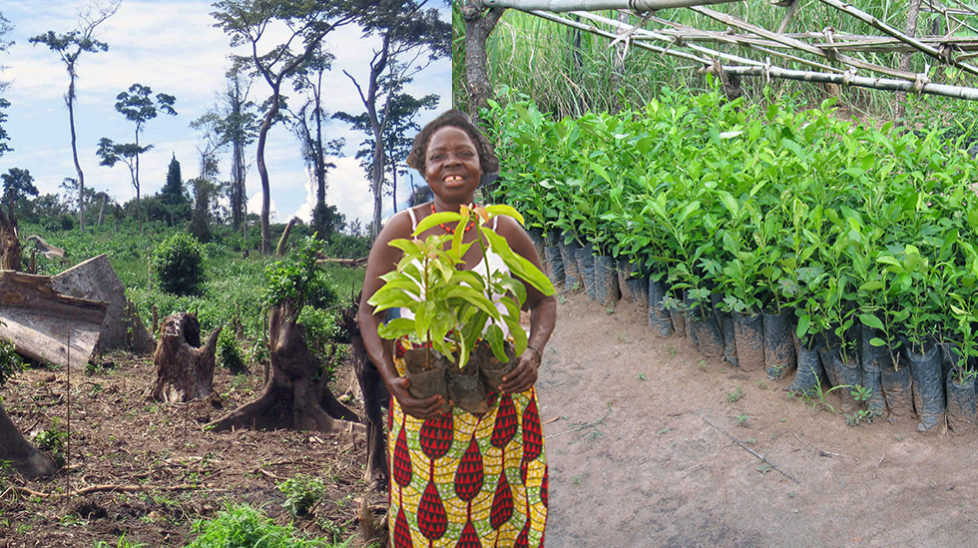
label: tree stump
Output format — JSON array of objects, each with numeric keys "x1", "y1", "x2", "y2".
[
  {"x1": 207, "y1": 301, "x2": 359, "y2": 433},
  {"x1": 149, "y1": 313, "x2": 221, "y2": 403},
  {"x1": 0, "y1": 207, "x2": 20, "y2": 271},
  {"x1": 0, "y1": 402, "x2": 57, "y2": 477}
]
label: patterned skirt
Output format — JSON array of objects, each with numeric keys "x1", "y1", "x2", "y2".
[{"x1": 388, "y1": 337, "x2": 548, "y2": 547}]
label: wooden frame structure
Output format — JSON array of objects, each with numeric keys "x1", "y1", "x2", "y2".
[{"x1": 469, "y1": 0, "x2": 978, "y2": 101}]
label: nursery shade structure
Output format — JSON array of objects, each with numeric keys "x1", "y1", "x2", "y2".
[{"x1": 465, "y1": 0, "x2": 978, "y2": 101}]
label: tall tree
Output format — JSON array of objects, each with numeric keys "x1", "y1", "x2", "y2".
[
  {"x1": 29, "y1": 0, "x2": 121, "y2": 231},
  {"x1": 459, "y1": 2, "x2": 504, "y2": 122},
  {"x1": 287, "y1": 45, "x2": 346, "y2": 241},
  {"x1": 334, "y1": 91, "x2": 438, "y2": 215},
  {"x1": 1, "y1": 168, "x2": 39, "y2": 220},
  {"x1": 190, "y1": 67, "x2": 259, "y2": 235},
  {"x1": 339, "y1": 0, "x2": 450, "y2": 237},
  {"x1": 109, "y1": 83, "x2": 177, "y2": 227},
  {"x1": 211, "y1": 0, "x2": 378, "y2": 254},
  {"x1": 160, "y1": 154, "x2": 191, "y2": 225},
  {"x1": 95, "y1": 139, "x2": 149, "y2": 228},
  {"x1": 0, "y1": 11, "x2": 12, "y2": 159}
]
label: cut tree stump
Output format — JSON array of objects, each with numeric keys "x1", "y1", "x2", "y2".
[
  {"x1": 0, "y1": 207, "x2": 20, "y2": 271},
  {"x1": 0, "y1": 402, "x2": 57, "y2": 477},
  {"x1": 207, "y1": 301, "x2": 359, "y2": 433},
  {"x1": 149, "y1": 313, "x2": 221, "y2": 403}
]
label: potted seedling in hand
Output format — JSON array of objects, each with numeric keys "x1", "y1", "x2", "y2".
[{"x1": 368, "y1": 204, "x2": 554, "y2": 414}]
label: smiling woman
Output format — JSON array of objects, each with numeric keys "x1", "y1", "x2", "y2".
[{"x1": 358, "y1": 109, "x2": 555, "y2": 547}]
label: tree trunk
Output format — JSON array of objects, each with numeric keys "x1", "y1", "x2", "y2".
[
  {"x1": 895, "y1": 0, "x2": 924, "y2": 119},
  {"x1": 149, "y1": 313, "x2": 221, "y2": 403},
  {"x1": 341, "y1": 297, "x2": 390, "y2": 489},
  {"x1": 97, "y1": 195, "x2": 106, "y2": 226},
  {"x1": 0, "y1": 207, "x2": 20, "y2": 271},
  {"x1": 207, "y1": 301, "x2": 359, "y2": 433},
  {"x1": 276, "y1": 217, "x2": 298, "y2": 256},
  {"x1": 67, "y1": 73, "x2": 85, "y2": 233},
  {"x1": 256, "y1": 91, "x2": 278, "y2": 255},
  {"x1": 462, "y1": 5, "x2": 505, "y2": 123},
  {"x1": 0, "y1": 402, "x2": 58, "y2": 477}
]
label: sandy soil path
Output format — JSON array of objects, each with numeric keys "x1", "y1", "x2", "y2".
[{"x1": 539, "y1": 292, "x2": 978, "y2": 548}]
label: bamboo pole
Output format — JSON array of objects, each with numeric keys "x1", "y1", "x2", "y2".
[
  {"x1": 709, "y1": 64, "x2": 978, "y2": 101},
  {"x1": 579, "y1": 10, "x2": 842, "y2": 73},
  {"x1": 816, "y1": 0, "x2": 978, "y2": 78},
  {"x1": 922, "y1": 0, "x2": 978, "y2": 35},
  {"x1": 474, "y1": 0, "x2": 743, "y2": 10},
  {"x1": 691, "y1": 5, "x2": 918, "y2": 80}
]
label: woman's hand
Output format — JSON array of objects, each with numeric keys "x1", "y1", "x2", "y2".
[
  {"x1": 388, "y1": 376, "x2": 450, "y2": 419},
  {"x1": 499, "y1": 348, "x2": 541, "y2": 394}
]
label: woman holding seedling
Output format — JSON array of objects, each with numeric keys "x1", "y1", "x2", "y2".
[{"x1": 358, "y1": 109, "x2": 555, "y2": 547}]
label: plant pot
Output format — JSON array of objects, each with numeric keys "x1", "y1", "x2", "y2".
[
  {"x1": 877, "y1": 346, "x2": 912, "y2": 421},
  {"x1": 669, "y1": 308, "x2": 686, "y2": 339},
  {"x1": 763, "y1": 310, "x2": 796, "y2": 379},
  {"x1": 447, "y1": 359, "x2": 489, "y2": 415},
  {"x1": 946, "y1": 372, "x2": 976, "y2": 435},
  {"x1": 403, "y1": 348, "x2": 450, "y2": 408},
  {"x1": 904, "y1": 341, "x2": 946, "y2": 433},
  {"x1": 733, "y1": 312, "x2": 764, "y2": 372},
  {"x1": 789, "y1": 343, "x2": 825, "y2": 396},
  {"x1": 817, "y1": 344, "x2": 841, "y2": 389},
  {"x1": 628, "y1": 274, "x2": 649, "y2": 314},
  {"x1": 648, "y1": 279, "x2": 672, "y2": 337},
  {"x1": 685, "y1": 292, "x2": 722, "y2": 359},
  {"x1": 543, "y1": 244, "x2": 565, "y2": 287},
  {"x1": 475, "y1": 340, "x2": 518, "y2": 393},
  {"x1": 719, "y1": 311, "x2": 738, "y2": 367},
  {"x1": 858, "y1": 327, "x2": 886, "y2": 414},
  {"x1": 831, "y1": 347, "x2": 862, "y2": 412},
  {"x1": 559, "y1": 237, "x2": 582, "y2": 291},
  {"x1": 575, "y1": 244, "x2": 597, "y2": 301},
  {"x1": 528, "y1": 227, "x2": 545, "y2": 261},
  {"x1": 616, "y1": 259, "x2": 633, "y2": 304},
  {"x1": 594, "y1": 254, "x2": 620, "y2": 308}
]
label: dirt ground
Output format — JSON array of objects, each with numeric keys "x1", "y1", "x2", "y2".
[
  {"x1": 5, "y1": 289, "x2": 978, "y2": 547},
  {"x1": 0, "y1": 352, "x2": 376, "y2": 547},
  {"x1": 541, "y1": 292, "x2": 978, "y2": 548}
]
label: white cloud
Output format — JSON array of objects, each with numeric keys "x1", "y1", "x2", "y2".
[{"x1": 247, "y1": 192, "x2": 277, "y2": 224}]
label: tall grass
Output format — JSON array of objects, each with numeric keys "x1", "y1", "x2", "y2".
[{"x1": 455, "y1": 0, "x2": 975, "y2": 123}]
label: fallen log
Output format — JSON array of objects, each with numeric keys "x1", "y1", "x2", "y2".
[{"x1": 0, "y1": 270, "x2": 107, "y2": 369}]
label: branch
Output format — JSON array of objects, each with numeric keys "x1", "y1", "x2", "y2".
[{"x1": 702, "y1": 415, "x2": 800, "y2": 485}]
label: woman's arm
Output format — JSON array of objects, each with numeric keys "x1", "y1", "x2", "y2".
[
  {"x1": 357, "y1": 211, "x2": 448, "y2": 418},
  {"x1": 495, "y1": 216, "x2": 557, "y2": 394}
]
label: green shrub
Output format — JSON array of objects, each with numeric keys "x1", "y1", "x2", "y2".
[
  {"x1": 92, "y1": 535, "x2": 146, "y2": 548},
  {"x1": 0, "y1": 338, "x2": 24, "y2": 388},
  {"x1": 264, "y1": 236, "x2": 336, "y2": 308},
  {"x1": 33, "y1": 417, "x2": 68, "y2": 466},
  {"x1": 152, "y1": 232, "x2": 206, "y2": 296},
  {"x1": 217, "y1": 329, "x2": 247, "y2": 374},
  {"x1": 278, "y1": 474, "x2": 326, "y2": 517},
  {"x1": 186, "y1": 504, "x2": 331, "y2": 547}
]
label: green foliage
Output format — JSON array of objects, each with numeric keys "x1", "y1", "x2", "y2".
[
  {"x1": 153, "y1": 232, "x2": 206, "y2": 296},
  {"x1": 369, "y1": 205, "x2": 554, "y2": 368},
  {"x1": 92, "y1": 535, "x2": 146, "y2": 548},
  {"x1": 278, "y1": 474, "x2": 326, "y2": 517},
  {"x1": 187, "y1": 503, "x2": 332, "y2": 548},
  {"x1": 0, "y1": 338, "x2": 24, "y2": 388},
  {"x1": 33, "y1": 417, "x2": 68, "y2": 467},
  {"x1": 264, "y1": 236, "x2": 336, "y2": 308},
  {"x1": 217, "y1": 329, "x2": 246, "y2": 374},
  {"x1": 486, "y1": 89, "x2": 978, "y2": 368}
]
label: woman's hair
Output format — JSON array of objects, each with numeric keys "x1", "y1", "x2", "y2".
[{"x1": 406, "y1": 109, "x2": 499, "y2": 175}]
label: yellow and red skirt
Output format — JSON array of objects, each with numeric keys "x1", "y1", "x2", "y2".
[{"x1": 388, "y1": 337, "x2": 548, "y2": 547}]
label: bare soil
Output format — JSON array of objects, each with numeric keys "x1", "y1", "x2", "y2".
[
  {"x1": 5, "y1": 291, "x2": 978, "y2": 547},
  {"x1": 541, "y1": 292, "x2": 978, "y2": 548},
  {"x1": 0, "y1": 353, "x2": 377, "y2": 547}
]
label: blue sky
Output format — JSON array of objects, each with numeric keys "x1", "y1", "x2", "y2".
[{"x1": 0, "y1": 0, "x2": 451, "y2": 228}]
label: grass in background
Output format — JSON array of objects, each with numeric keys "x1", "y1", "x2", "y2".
[
  {"x1": 21, "y1": 220, "x2": 366, "y2": 349},
  {"x1": 456, "y1": 1, "x2": 974, "y2": 125}
]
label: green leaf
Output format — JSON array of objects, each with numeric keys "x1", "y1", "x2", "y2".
[
  {"x1": 485, "y1": 204, "x2": 525, "y2": 225},
  {"x1": 485, "y1": 324, "x2": 507, "y2": 363},
  {"x1": 870, "y1": 337, "x2": 887, "y2": 347},
  {"x1": 859, "y1": 313, "x2": 884, "y2": 331},
  {"x1": 795, "y1": 315, "x2": 811, "y2": 339},
  {"x1": 415, "y1": 212, "x2": 462, "y2": 235}
]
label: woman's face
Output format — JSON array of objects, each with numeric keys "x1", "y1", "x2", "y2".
[{"x1": 424, "y1": 125, "x2": 482, "y2": 205}]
